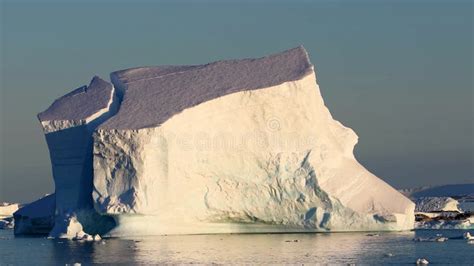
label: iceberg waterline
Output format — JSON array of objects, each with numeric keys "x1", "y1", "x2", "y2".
[{"x1": 15, "y1": 46, "x2": 415, "y2": 237}]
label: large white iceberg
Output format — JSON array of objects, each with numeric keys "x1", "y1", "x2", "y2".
[{"x1": 16, "y1": 46, "x2": 414, "y2": 237}]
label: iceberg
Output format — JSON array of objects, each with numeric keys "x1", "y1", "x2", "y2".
[
  {"x1": 0, "y1": 202, "x2": 19, "y2": 229},
  {"x1": 401, "y1": 184, "x2": 473, "y2": 230},
  {"x1": 0, "y1": 202, "x2": 19, "y2": 219},
  {"x1": 16, "y1": 46, "x2": 414, "y2": 237},
  {"x1": 413, "y1": 197, "x2": 473, "y2": 230},
  {"x1": 14, "y1": 194, "x2": 55, "y2": 235},
  {"x1": 415, "y1": 197, "x2": 460, "y2": 213}
]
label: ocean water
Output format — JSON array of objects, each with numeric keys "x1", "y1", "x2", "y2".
[{"x1": 0, "y1": 229, "x2": 473, "y2": 265}]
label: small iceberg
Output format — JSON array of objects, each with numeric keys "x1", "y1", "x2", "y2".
[{"x1": 416, "y1": 258, "x2": 429, "y2": 265}]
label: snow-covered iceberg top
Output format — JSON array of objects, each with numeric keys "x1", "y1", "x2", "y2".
[
  {"x1": 16, "y1": 46, "x2": 415, "y2": 237},
  {"x1": 102, "y1": 46, "x2": 312, "y2": 129},
  {"x1": 38, "y1": 76, "x2": 117, "y2": 133}
]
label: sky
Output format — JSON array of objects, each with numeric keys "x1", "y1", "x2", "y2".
[{"x1": 0, "y1": 0, "x2": 472, "y2": 203}]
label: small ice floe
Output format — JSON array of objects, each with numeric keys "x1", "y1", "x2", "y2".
[
  {"x1": 72, "y1": 231, "x2": 85, "y2": 241},
  {"x1": 416, "y1": 258, "x2": 429, "y2": 264},
  {"x1": 72, "y1": 232, "x2": 101, "y2": 242},
  {"x1": 463, "y1": 232, "x2": 473, "y2": 240},
  {"x1": 366, "y1": 233, "x2": 380, "y2": 237},
  {"x1": 413, "y1": 236, "x2": 448, "y2": 242},
  {"x1": 0, "y1": 217, "x2": 14, "y2": 230},
  {"x1": 466, "y1": 233, "x2": 474, "y2": 244}
]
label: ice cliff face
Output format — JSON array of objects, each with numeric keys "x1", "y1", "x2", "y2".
[
  {"x1": 32, "y1": 77, "x2": 119, "y2": 238},
  {"x1": 17, "y1": 46, "x2": 414, "y2": 237},
  {"x1": 14, "y1": 194, "x2": 55, "y2": 235}
]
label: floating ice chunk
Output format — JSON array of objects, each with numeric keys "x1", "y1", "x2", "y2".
[
  {"x1": 0, "y1": 218, "x2": 14, "y2": 229},
  {"x1": 50, "y1": 214, "x2": 84, "y2": 239},
  {"x1": 413, "y1": 236, "x2": 448, "y2": 242},
  {"x1": 434, "y1": 237, "x2": 448, "y2": 242},
  {"x1": 84, "y1": 234, "x2": 94, "y2": 241},
  {"x1": 416, "y1": 258, "x2": 429, "y2": 265},
  {"x1": 464, "y1": 232, "x2": 473, "y2": 240}
]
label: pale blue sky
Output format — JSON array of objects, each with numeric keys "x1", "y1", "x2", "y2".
[{"x1": 0, "y1": 0, "x2": 472, "y2": 202}]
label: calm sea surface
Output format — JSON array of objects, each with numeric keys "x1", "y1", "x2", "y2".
[{"x1": 1, "y1": 229, "x2": 473, "y2": 265}]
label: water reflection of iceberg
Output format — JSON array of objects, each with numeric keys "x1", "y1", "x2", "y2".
[{"x1": 123, "y1": 232, "x2": 416, "y2": 264}]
